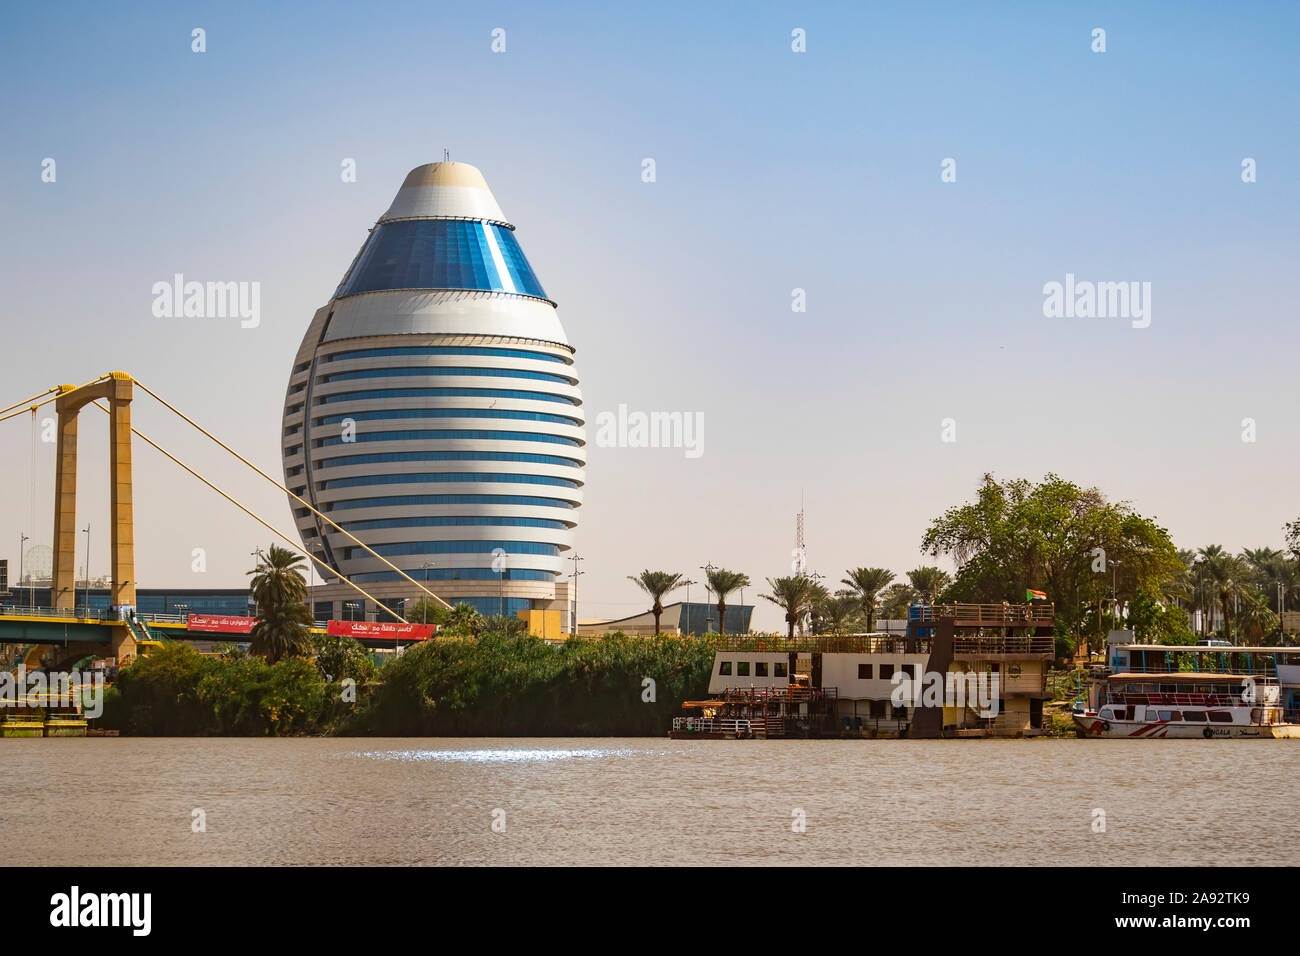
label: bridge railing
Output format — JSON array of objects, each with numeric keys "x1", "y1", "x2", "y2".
[{"x1": 0, "y1": 605, "x2": 108, "y2": 621}]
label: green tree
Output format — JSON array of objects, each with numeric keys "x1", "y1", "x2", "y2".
[
  {"x1": 247, "y1": 544, "x2": 313, "y2": 664},
  {"x1": 312, "y1": 633, "x2": 378, "y2": 684},
  {"x1": 815, "y1": 592, "x2": 863, "y2": 635},
  {"x1": 761, "y1": 575, "x2": 823, "y2": 639},
  {"x1": 906, "y1": 566, "x2": 952, "y2": 604},
  {"x1": 879, "y1": 583, "x2": 918, "y2": 621},
  {"x1": 405, "y1": 599, "x2": 449, "y2": 627},
  {"x1": 840, "y1": 567, "x2": 894, "y2": 632},
  {"x1": 627, "y1": 570, "x2": 686, "y2": 634},
  {"x1": 445, "y1": 602, "x2": 485, "y2": 637},
  {"x1": 1196, "y1": 545, "x2": 1246, "y2": 644},
  {"x1": 705, "y1": 567, "x2": 750, "y2": 636},
  {"x1": 920, "y1": 473, "x2": 1184, "y2": 645}
]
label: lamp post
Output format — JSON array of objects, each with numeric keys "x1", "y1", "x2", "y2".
[
  {"x1": 682, "y1": 579, "x2": 697, "y2": 634},
  {"x1": 250, "y1": 547, "x2": 264, "y2": 617},
  {"x1": 568, "y1": 553, "x2": 584, "y2": 635},
  {"x1": 422, "y1": 561, "x2": 433, "y2": 625},
  {"x1": 1280, "y1": 581, "x2": 1286, "y2": 645},
  {"x1": 81, "y1": 523, "x2": 90, "y2": 614},
  {"x1": 700, "y1": 563, "x2": 716, "y2": 633},
  {"x1": 18, "y1": 533, "x2": 28, "y2": 609}
]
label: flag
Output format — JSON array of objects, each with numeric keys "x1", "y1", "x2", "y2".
[{"x1": 1026, "y1": 588, "x2": 1047, "y2": 602}]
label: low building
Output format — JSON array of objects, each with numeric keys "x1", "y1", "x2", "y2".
[{"x1": 578, "y1": 601, "x2": 753, "y2": 637}]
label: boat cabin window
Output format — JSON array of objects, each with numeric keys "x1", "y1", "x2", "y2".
[
  {"x1": 718, "y1": 661, "x2": 732, "y2": 676},
  {"x1": 755, "y1": 662, "x2": 768, "y2": 677},
  {"x1": 858, "y1": 664, "x2": 873, "y2": 679},
  {"x1": 879, "y1": 664, "x2": 895, "y2": 679},
  {"x1": 1157, "y1": 710, "x2": 1181, "y2": 721},
  {"x1": 774, "y1": 662, "x2": 787, "y2": 677},
  {"x1": 1102, "y1": 708, "x2": 1121, "y2": 719},
  {"x1": 1182, "y1": 710, "x2": 1206, "y2": 721},
  {"x1": 737, "y1": 662, "x2": 750, "y2": 677},
  {"x1": 1208, "y1": 711, "x2": 1233, "y2": 723}
]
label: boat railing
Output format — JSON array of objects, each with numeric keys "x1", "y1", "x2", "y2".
[
  {"x1": 1110, "y1": 692, "x2": 1246, "y2": 708},
  {"x1": 672, "y1": 716, "x2": 769, "y2": 736},
  {"x1": 952, "y1": 635, "x2": 1056, "y2": 655},
  {"x1": 720, "y1": 686, "x2": 838, "y2": 703},
  {"x1": 910, "y1": 603, "x2": 1054, "y2": 626}
]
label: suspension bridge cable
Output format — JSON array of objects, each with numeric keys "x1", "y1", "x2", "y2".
[
  {"x1": 0, "y1": 375, "x2": 111, "y2": 425},
  {"x1": 0, "y1": 385, "x2": 60, "y2": 419},
  {"x1": 130, "y1": 377, "x2": 453, "y2": 610},
  {"x1": 89, "y1": 400, "x2": 410, "y2": 625}
]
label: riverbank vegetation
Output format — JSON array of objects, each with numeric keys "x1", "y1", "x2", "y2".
[
  {"x1": 92, "y1": 473, "x2": 1300, "y2": 736},
  {"x1": 100, "y1": 628, "x2": 715, "y2": 737}
]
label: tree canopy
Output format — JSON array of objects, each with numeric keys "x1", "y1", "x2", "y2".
[{"x1": 920, "y1": 473, "x2": 1184, "y2": 633}]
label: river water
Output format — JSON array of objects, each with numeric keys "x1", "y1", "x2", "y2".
[{"x1": 2, "y1": 738, "x2": 1295, "y2": 866}]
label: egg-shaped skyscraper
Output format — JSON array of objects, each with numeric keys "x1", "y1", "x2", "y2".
[{"x1": 281, "y1": 162, "x2": 583, "y2": 623}]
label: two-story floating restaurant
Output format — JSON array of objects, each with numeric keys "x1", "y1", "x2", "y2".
[{"x1": 671, "y1": 603, "x2": 1056, "y2": 739}]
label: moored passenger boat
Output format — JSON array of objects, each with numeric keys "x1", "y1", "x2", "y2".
[{"x1": 1075, "y1": 634, "x2": 1300, "y2": 739}]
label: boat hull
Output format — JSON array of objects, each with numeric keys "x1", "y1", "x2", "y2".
[{"x1": 1073, "y1": 715, "x2": 1300, "y2": 739}]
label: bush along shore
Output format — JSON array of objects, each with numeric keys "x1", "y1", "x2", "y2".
[{"x1": 100, "y1": 631, "x2": 717, "y2": 737}]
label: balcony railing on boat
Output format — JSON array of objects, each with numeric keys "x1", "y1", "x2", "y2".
[
  {"x1": 1109, "y1": 692, "x2": 1248, "y2": 707},
  {"x1": 910, "y1": 603, "x2": 1054, "y2": 626},
  {"x1": 672, "y1": 716, "x2": 774, "y2": 736},
  {"x1": 715, "y1": 634, "x2": 928, "y2": 654},
  {"x1": 718, "y1": 686, "x2": 838, "y2": 704},
  {"x1": 951, "y1": 634, "x2": 1055, "y2": 655}
]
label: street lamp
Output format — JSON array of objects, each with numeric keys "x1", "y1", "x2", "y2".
[
  {"x1": 250, "y1": 547, "x2": 264, "y2": 616},
  {"x1": 422, "y1": 561, "x2": 434, "y2": 625},
  {"x1": 18, "y1": 535, "x2": 28, "y2": 608},
  {"x1": 700, "y1": 563, "x2": 716, "y2": 633},
  {"x1": 81, "y1": 523, "x2": 90, "y2": 613},
  {"x1": 682, "y1": 579, "x2": 697, "y2": 633}
]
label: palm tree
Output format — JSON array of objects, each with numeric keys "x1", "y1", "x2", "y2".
[
  {"x1": 1197, "y1": 545, "x2": 1244, "y2": 643},
  {"x1": 246, "y1": 544, "x2": 313, "y2": 663},
  {"x1": 761, "y1": 576, "x2": 822, "y2": 639},
  {"x1": 627, "y1": 570, "x2": 686, "y2": 634},
  {"x1": 880, "y1": 583, "x2": 918, "y2": 621},
  {"x1": 815, "y1": 592, "x2": 863, "y2": 635},
  {"x1": 705, "y1": 568, "x2": 750, "y2": 636},
  {"x1": 906, "y1": 566, "x2": 951, "y2": 605},
  {"x1": 840, "y1": 567, "x2": 895, "y2": 632},
  {"x1": 446, "y1": 602, "x2": 484, "y2": 637}
]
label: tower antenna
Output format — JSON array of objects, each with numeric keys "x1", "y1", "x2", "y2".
[{"x1": 795, "y1": 492, "x2": 806, "y2": 577}]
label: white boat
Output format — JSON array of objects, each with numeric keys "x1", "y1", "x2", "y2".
[{"x1": 1073, "y1": 672, "x2": 1300, "y2": 739}]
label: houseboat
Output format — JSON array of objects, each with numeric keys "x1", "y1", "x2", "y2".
[{"x1": 670, "y1": 603, "x2": 1057, "y2": 739}]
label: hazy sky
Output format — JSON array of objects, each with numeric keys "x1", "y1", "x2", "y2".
[{"x1": 2, "y1": 1, "x2": 1297, "y2": 630}]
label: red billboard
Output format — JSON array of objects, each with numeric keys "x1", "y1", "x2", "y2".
[
  {"x1": 326, "y1": 620, "x2": 435, "y2": 641},
  {"x1": 187, "y1": 614, "x2": 257, "y2": 634}
]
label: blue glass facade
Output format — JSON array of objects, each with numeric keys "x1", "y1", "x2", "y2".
[
  {"x1": 317, "y1": 451, "x2": 582, "y2": 468},
  {"x1": 325, "y1": 346, "x2": 567, "y2": 364},
  {"x1": 318, "y1": 429, "x2": 580, "y2": 447},
  {"x1": 338, "y1": 220, "x2": 548, "y2": 300},
  {"x1": 318, "y1": 408, "x2": 582, "y2": 426},
  {"x1": 320, "y1": 473, "x2": 581, "y2": 490}
]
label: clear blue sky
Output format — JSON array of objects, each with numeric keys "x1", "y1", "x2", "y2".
[{"x1": 2, "y1": 1, "x2": 1297, "y2": 629}]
